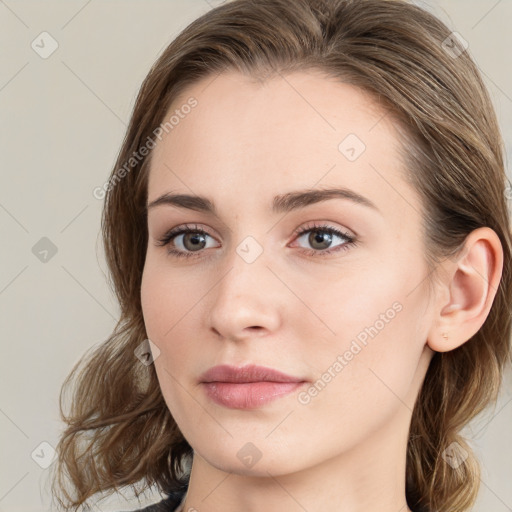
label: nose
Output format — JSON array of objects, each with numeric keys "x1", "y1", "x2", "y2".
[{"x1": 207, "y1": 246, "x2": 282, "y2": 342}]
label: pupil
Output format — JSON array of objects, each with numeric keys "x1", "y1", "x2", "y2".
[
  {"x1": 185, "y1": 233, "x2": 206, "y2": 251},
  {"x1": 309, "y1": 230, "x2": 332, "y2": 250}
]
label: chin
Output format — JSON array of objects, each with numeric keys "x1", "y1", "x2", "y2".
[{"x1": 195, "y1": 437, "x2": 308, "y2": 477}]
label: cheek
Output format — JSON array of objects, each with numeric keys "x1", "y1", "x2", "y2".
[
  {"x1": 140, "y1": 266, "x2": 165, "y2": 341},
  {"x1": 141, "y1": 264, "x2": 183, "y2": 384},
  {"x1": 316, "y1": 245, "x2": 426, "y2": 345},
  {"x1": 141, "y1": 259, "x2": 197, "y2": 338},
  {"x1": 298, "y1": 258, "x2": 427, "y2": 400},
  {"x1": 141, "y1": 264, "x2": 194, "y2": 422},
  {"x1": 140, "y1": 261, "x2": 202, "y2": 374},
  {"x1": 296, "y1": 302, "x2": 424, "y2": 445},
  {"x1": 295, "y1": 264, "x2": 403, "y2": 346}
]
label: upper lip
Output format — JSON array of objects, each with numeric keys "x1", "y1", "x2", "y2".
[{"x1": 200, "y1": 364, "x2": 305, "y2": 383}]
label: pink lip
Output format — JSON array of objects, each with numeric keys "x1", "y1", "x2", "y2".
[{"x1": 200, "y1": 364, "x2": 307, "y2": 409}]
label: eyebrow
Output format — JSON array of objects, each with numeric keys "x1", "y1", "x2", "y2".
[{"x1": 146, "y1": 187, "x2": 380, "y2": 215}]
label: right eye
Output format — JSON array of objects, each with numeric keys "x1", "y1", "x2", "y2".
[{"x1": 156, "y1": 224, "x2": 220, "y2": 259}]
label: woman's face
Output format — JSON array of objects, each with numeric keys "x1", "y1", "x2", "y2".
[{"x1": 141, "y1": 70, "x2": 436, "y2": 477}]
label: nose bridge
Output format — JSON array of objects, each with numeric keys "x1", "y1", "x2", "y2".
[
  {"x1": 215, "y1": 236, "x2": 270, "y2": 306},
  {"x1": 207, "y1": 235, "x2": 281, "y2": 337},
  {"x1": 217, "y1": 225, "x2": 270, "y2": 294}
]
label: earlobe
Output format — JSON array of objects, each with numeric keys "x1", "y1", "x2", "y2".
[{"x1": 427, "y1": 227, "x2": 504, "y2": 353}]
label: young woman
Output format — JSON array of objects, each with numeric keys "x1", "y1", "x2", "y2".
[{"x1": 50, "y1": 1, "x2": 512, "y2": 511}]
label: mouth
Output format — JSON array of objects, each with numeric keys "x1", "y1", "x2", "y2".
[{"x1": 199, "y1": 364, "x2": 307, "y2": 409}]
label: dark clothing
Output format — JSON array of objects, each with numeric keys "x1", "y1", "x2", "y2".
[{"x1": 131, "y1": 486, "x2": 423, "y2": 511}]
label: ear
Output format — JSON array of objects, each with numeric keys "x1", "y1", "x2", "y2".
[{"x1": 427, "y1": 227, "x2": 504, "y2": 353}]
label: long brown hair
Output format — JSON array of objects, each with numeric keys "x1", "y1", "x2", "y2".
[{"x1": 49, "y1": 1, "x2": 512, "y2": 511}]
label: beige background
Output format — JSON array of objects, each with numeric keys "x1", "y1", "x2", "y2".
[{"x1": 1, "y1": 1, "x2": 511, "y2": 511}]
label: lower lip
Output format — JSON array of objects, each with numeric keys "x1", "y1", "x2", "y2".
[{"x1": 202, "y1": 381, "x2": 305, "y2": 409}]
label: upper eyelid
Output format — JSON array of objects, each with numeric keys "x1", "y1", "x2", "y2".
[
  {"x1": 147, "y1": 210, "x2": 233, "y2": 235},
  {"x1": 293, "y1": 221, "x2": 354, "y2": 236}
]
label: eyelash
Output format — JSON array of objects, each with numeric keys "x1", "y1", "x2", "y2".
[{"x1": 155, "y1": 222, "x2": 357, "y2": 260}]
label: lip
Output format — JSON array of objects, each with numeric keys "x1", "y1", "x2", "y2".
[
  {"x1": 200, "y1": 364, "x2": 304, "y2": 384},
  {"x1": 200, "y1": 364, "x2": 307, "y2": 409}
]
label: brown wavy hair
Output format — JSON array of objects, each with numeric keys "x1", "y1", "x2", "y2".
[{"x1": 49, "y1": 0, "x2": 512, "y2": 511}]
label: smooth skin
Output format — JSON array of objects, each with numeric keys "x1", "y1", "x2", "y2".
[{"x1": 140, "y1": 70, "x2": 503, "y2": 512}]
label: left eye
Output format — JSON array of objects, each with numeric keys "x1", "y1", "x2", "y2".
[{"x1": 291, "y1": 224, "x2": 356, "y2": 256}]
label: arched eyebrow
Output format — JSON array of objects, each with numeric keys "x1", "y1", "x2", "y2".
[
  {"x1": 273, "y1": 188, "x2": 379, "y2": 214},
  {"x1": 146, "y1": 187, "x2": 380, "y2": 216}
]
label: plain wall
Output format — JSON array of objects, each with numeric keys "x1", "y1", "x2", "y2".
[{"x1": 1, "y1": 1, "x2": 511, "y2": 511}]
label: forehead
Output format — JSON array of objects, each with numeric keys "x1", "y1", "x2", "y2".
[
  {"x1": 147, "y1": 69, "x2": 420, "y2": 222},
  {"x1": 151, "y1": 69, "x2": 391, "y2": 163}
]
